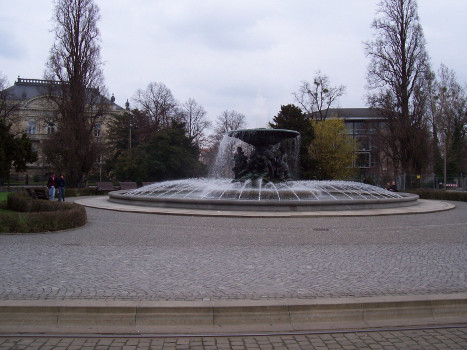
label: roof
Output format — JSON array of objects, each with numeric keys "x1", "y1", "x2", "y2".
[
  {"x1": 325, "y1": 108, "x2": 385, "y2": 120},
  {"x1": 5, "y1": 77, "x2": 124, "y2": 111},
  {"x1": 4, "y1": 78, "x2": 56, "y2": 100}
]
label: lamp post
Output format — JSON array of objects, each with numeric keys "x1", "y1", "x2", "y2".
[
  {"x1": 129, "y1": 122, "x2": 132, "y2": 151},
  {"x1": 443, "y1": 127, "x2": 447, "y2": 191}
]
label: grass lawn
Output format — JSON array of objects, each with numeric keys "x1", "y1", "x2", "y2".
[
  {"x1": 0, "y1": 192, "x2": 14, "y2": 213},
  {"x1": 0, "y1": 192, "x2": 8, "y2": 202}
]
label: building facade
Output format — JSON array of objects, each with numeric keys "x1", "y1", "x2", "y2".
[
  {"x1": 4, "y1": 77, "x2": 124, "y2": 182},
  {"x1": 325, "y1": 108, "x2": 387, "y2": 183}
]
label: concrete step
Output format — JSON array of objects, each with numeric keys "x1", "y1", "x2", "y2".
[{"x1": 1, "y1": 294, "x2": 466, "y2": 334}]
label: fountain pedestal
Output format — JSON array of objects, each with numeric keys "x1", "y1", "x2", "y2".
[{"x1": 227, "y1": 129, "x2": 300, "y2": 184}]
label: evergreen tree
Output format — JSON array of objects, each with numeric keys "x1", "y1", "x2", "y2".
[
  {"x1": 269, "y1": 104, "x2": 315, "y2": 179},
  {"x1": 113, "y1": 121, "x2": 206, "y2": 183},
  {"x1": 0, "y1": 121, "x2": 37, "y2": 184}
]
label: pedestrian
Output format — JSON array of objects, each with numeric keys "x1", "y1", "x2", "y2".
[
  {"x1": 389, "y1": 181, "x2": 397, "y2": 192},
  {"x1": 57, "y1": 174, "x2": 66, "y2": 201},
  {"x1": 47, "y1": 172, "x2": 57, "y2": 200}
]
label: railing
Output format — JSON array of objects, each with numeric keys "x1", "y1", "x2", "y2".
[
  {"x1": 25, "y1": 133, "x2": 51, "y2": 141},
  {"x1": 396, "y1": 174, "x2": 467, "y2": 191},
  {"x1": 17, "y1": 78, "x2": 62, "y2": 85}
]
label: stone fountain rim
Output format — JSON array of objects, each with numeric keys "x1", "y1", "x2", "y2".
[{"x1": 108, "y1": 190, "x2": 419, "y2": 212}]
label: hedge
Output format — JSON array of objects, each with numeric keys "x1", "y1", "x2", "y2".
[
  {"x1": 65, "y1": 187, "x2": 98, "y2": 197},
  {"x1": 0, "y1": 192, "x2": 87, "y2": 233},
  {"x1": 408, "y1": 189, "x2": 467, "y2": 202}
]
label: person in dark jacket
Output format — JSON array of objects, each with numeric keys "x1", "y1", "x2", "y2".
[
  {"x1": 57, "y1": 174, "x2": 66, "y2": 201},
  {"x1": 47, "y1": 173, "x2": 57, "y2": 200}
]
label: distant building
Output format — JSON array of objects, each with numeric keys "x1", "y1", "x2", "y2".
[
  {"x1": 321, "y1": 108, "x2": 388, "y2": 182},
  {"x1": 4, "y1": 77, "x2": 125, "y2": 182}
]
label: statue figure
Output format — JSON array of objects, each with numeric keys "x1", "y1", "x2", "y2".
[
  {"x1": 232, "y1": 146, "x2": 248, "y2": 180},
  {"x1": 275, "y1": 150, "x2": 290, "y2": 181}
]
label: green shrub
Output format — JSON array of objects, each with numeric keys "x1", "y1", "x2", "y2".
[
  {"x1": 0, "y1": 212, "x2": 22, "y2": 232},
  {"x1": 7, "y1": 192, "x2": 32, "y2": 212},
  {"x1": 7, "y1": 192, "x2": 79, "y2": 212},
  {"x1": 64, "y1": 187, "x2": 99, "y2": 197},
  {"x1": 79, "y1": 187, "x2": 99, "y2": 196},
  {"x1": 65, "y1": 188, "x2": 78, "y2": 197},
  {"x1": 408, "y1": 189, "x2": 467, "y2": 202},
  {"x1": 1, "y1": 192, "x2": 87, "y2": 233}
]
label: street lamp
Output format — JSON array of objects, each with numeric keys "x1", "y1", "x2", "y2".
[
  {"x1": 443, "y1": 127, "x2": 447, "y2": 191},
  {"x1": 129, "y1": 121, "x2": 132, "y2": 151}
]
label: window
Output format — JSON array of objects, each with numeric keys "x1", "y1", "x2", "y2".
[
  {"x1": 353, "y1": 121, "x2": 366, "y2": 134},
  {"x1": 344, "y1": 121, "x2": 353, "y2": 134},
  {"x1": 27, "y1": 121, "x2": 36, "y2": 135},
  {"x1": 45, "y1": 122, "x2": 56, "y2": 135},
  {"x1": 356, "y1": 152, "x2": 370, "y2": 168},
  {"x1": 356, "y1": 135, "x2": 370, "y2": 151},
  {"x1": 94, "y1": 124, "x2": 101, "y2": 137}
]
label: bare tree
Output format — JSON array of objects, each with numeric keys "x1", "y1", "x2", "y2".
[
  {"x1": 0, "y1": 74, "x2": 6, "y2": 90},
  {"x1": 293, "y1": 71, "x2": 346, "y2": 120},
  {"x1": 44, "y1": 0, "x2": 107, "y2": 187},
  {"x1": 364, "y1": 0, "x2": 431, "y2": 176},
  {"x1": 206, "y1": 110, "x2": 246, "y2": 176},
  {"x1": 210, "y1": 110, "x2": 246, "y2": 145},
  {"x1": 180, "y1": 98, "x2": 211, "y2": 148},
  {"x1": 431, "y1": 64, "x2": 467, "y2": 179},
  {"x1": 133, "y1": 82, "x2": 179, "y2": 132},
  {"x1": 0, "y1": 73, "x2": 21, "y2": 129}
]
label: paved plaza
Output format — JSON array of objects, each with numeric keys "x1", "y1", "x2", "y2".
[
  {"x1": 1, "y1": 200, "x2": 466, "y2": 301},
  {"x1": 1, "y1": 327, "x2": 467, "y2": 350},
  {"x1": 0, "y1": 198, "x2": 466, "y2": 348}
]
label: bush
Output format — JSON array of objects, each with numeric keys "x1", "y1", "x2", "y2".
[
  {"x1": 76, "y1": 187, "x2": 98, "y2": 196},
  {"x1": 0, "y1": 192, "x2": 87, "y2": 233},
  {"x1": 408, "y1": 189, "x2": 467, "y2": 202},
  {"x1": 64, "y1": 188, "x2": 80, "y2": 197},
  {"x1": 7, "y1": 192, "x2": 67, "y2": 212},
  {"x1": 6, "y1": 192, "x2": 33, "y2": 212},
  {"x1": 65, "y1": 187, "x2": 100, "y2": 197}
]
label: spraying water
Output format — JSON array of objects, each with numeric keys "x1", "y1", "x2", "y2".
[{"x1": 122, "y1": 128, "x2": 402, "y2": 202}]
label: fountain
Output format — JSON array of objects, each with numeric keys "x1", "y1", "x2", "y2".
[
  {"x1": 227, "y1": 128, "x2": 299, "y2": 183},
  {"x1": 108, "y1": 128, "x2": 418, "y2": 212}
]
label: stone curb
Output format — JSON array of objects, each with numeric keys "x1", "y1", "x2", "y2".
[
  {"x1": 1, "y1": 294, "x2": 466, "y2": 334},
  {"x1": 75, "y1": 197, "x2": 455, "y2": 217}
]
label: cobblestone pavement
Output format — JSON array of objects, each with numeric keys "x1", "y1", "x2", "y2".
[
  {"x1": 1, "y1": 327, "x2": 466, "y2": 349},
  {"x1": 0, "y1": 201, "x2": 466, "y2": 301}
]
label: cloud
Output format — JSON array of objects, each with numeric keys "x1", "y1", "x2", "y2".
[
  {"x1": 250, "y1": 89, "x2": 271, "y2": 128},
  {"x1": 3, "y1": 0, "x2": 466, "y2": 129},
  {"x1": 0, "y1": 30, "x2": 22, "y2": 59}
]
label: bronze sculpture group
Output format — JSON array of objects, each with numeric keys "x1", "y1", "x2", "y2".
[{"x1": 232, "y1": 145, "x2": 291, "y2": 184}]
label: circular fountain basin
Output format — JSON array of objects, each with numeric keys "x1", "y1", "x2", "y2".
[{"x1": 108, "y1": 179, "x2": 419, "y2": 212}]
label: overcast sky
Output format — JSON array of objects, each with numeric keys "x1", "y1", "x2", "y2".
[{"x1": 1, "y1": 0, "x2": 466, "y2": 128}]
